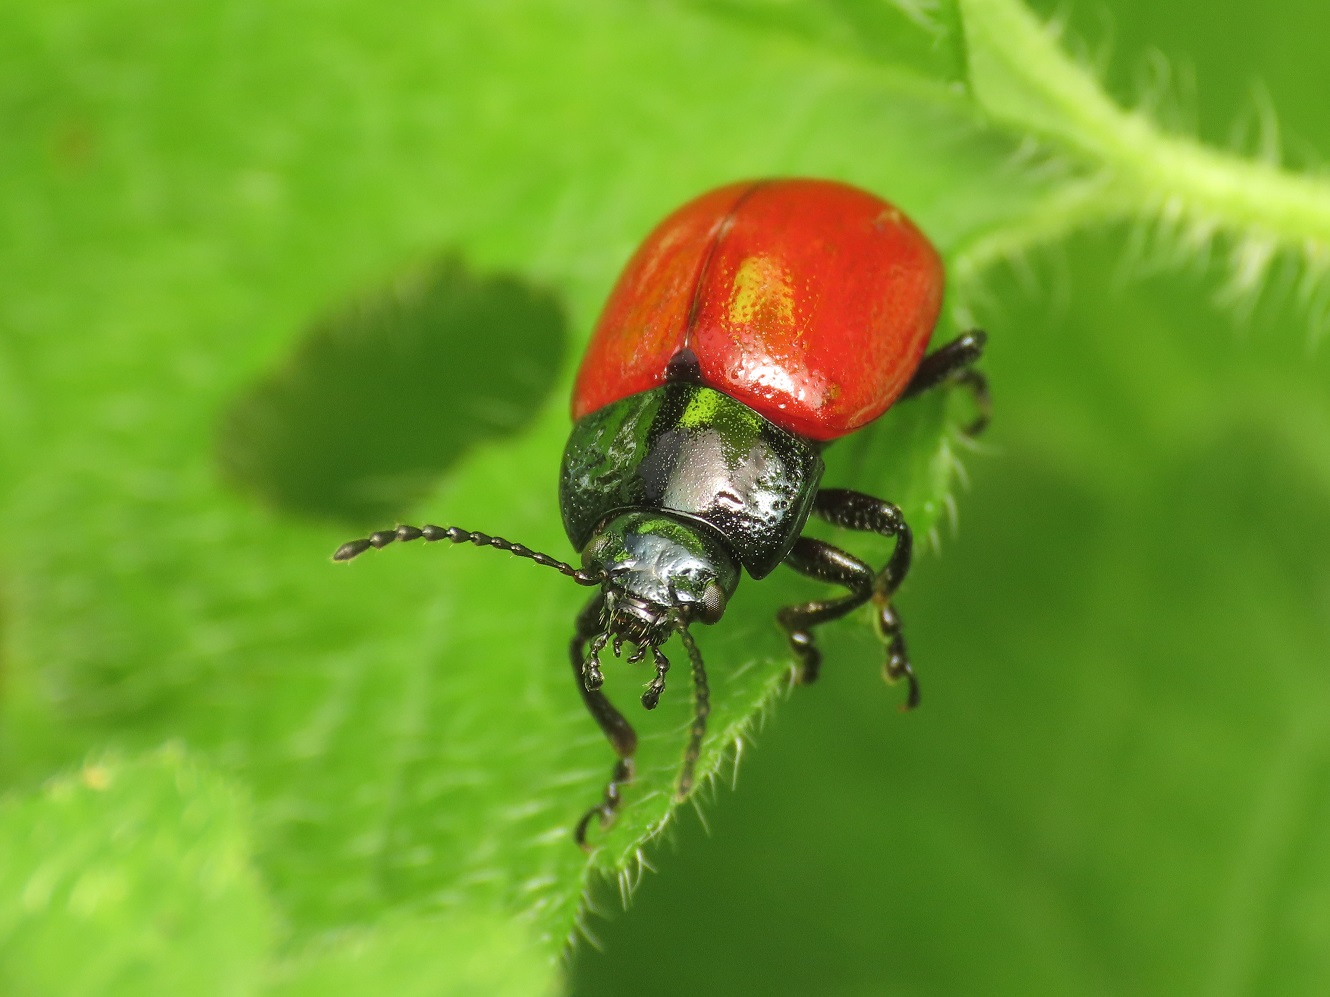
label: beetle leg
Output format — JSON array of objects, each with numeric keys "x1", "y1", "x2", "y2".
[
  {"x1": 778, "y1": 489, "x2": 920, "y2": 708},
  {"x1": 570, "y1": 594, "x2": 638, "y2": 849},
  {"x1": 776, "y1": 537, "x2": 877, "y2": 686},
  {"x1": 900, "y1": 329, "x2": 991, "y2": 437},
  {"x1": 814, "y1": 488, "x2": 918, "y2": 707}
]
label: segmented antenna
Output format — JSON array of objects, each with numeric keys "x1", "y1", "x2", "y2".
[
  {"x1": 333, "y1": 524, "x2": 604, "y2": 586},
  {"x1": 674, "y1": 626, "x2": 710, "y2": 800}
]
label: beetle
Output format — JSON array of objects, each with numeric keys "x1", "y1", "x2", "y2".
[{"x1": 334, "y1": 178, "x2": 989, "y2": 847}]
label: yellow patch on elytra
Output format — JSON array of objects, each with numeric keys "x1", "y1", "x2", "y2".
[{"x1": 728, "y1": 254, "x2": 796, "y2": 339}]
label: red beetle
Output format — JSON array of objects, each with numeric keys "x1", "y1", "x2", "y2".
[{"x1": 337, "y1": 179, "x2": 989, "y2": 845}]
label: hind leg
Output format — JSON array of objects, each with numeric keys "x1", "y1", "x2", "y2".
[{"x1": 901, "y1": 329, "x2": 991, "y2": 437}]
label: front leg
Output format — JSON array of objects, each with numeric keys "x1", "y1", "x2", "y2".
[
  {"x1": 776, "y1": 488, "x2": 919, "y2": 708},
  {"x1": 569, "y1": 594, "x2": 638, "y2": 849}
]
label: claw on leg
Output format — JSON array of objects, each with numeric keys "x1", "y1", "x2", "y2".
[{"x1": 574, "y1": 757, "x2": 635, "y2": 851}]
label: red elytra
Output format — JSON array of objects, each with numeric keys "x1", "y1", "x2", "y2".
[{"x1": 572, "y1": 178, "x2": 944, "y2": 441}]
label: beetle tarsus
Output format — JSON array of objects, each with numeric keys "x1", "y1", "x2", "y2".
[
  {"x1": 901, "y1": 329, "x2": 991, "y2": 437},
  {"x1": 781, "y1": 627, "x2": 821, "y2": 685},
  {"x1": 886, "y1": 650, "x2": 921, "y2": 711},
  {"x1": 876, "y1": 600, "x2": 920, "y2": 710},
  {"x1": 954, "y1": 368, "x2": 992, "y2": 437},
  {"x1": 575, "y1": 757, "x2": 635, "y2": 850}
]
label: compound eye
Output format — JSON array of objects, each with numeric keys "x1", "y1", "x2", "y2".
[{"x1": 697, "y1": 582, "x2": 727, "y2": 625}]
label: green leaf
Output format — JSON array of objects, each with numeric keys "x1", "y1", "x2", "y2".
[
  {"x1": 0, "y1": 748, "x2": 270, "y2": 996},
  {"x1": 269, "y1": 913, "x2": 553, "y2": 997}
]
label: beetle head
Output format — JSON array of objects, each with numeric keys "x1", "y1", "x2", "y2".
[
  {"x1": 578, "y1": 512, "x2": 739, "y2": 698},
  {"x1": 583, "y1": 512, "x2": 739, "y2": 633}
]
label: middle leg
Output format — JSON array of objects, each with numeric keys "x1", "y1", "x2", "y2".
[
  {"x1": 777, "y1": 536, "x2": 878, "y2": 687},
  {"x1": 776, "y1": 488, "x2": 919, "y2": 707}
]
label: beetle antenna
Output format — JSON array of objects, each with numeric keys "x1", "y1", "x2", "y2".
[
  {"x1": 333, "y1": 524, "x2": 605, "y2": 586},
  {"x1": 673, "y1": 626, "x2": 710, "y2": 801}
]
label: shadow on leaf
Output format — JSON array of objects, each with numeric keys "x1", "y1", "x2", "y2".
[{"x1": 217, "y1": 255, "x2": 567, "y2": 523}]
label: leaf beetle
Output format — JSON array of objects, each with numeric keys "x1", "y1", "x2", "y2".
[{"x1": 336, "y1": 178, "x2": 989, "y2": 846}]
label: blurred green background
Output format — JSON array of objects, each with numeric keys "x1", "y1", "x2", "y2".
[{"x1": 2, "y1": 0, "x2": 1327, "y2": 994}]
